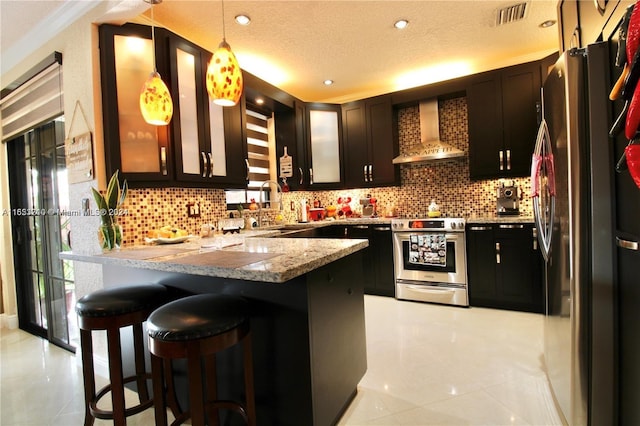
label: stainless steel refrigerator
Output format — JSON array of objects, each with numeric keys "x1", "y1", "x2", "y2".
[{"x1": 532, "y1": 40, "x2": 639, "y2": 425}]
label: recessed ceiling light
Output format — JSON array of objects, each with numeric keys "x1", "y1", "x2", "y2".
[
  {"x1": 255, "y1": 97, "x2": 264, "y2": 105},
  {"x1": 539, "y1": 19, "x2": 556, "y2": 28},
  {"x1": 323, "y1": 79, "x2": 334, "y2": 86},
  {"x1": 235, "y1": 14, "x2": 251, "y2": 25},
  {"x1": 394, "y1": 19, "x2": 409, "y2": 29}
]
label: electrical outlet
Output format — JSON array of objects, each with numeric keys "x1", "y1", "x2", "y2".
[{"x1": 187, "y1": 203, "x2": 200, "y2": 218}]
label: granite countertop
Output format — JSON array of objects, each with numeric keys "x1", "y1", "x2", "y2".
[
  {"x1": 60, "y1": 230, "x2": 368, "y2": 283},
  {"x1": 466, "y1": 215, "x2": 534, "y2": 224},
  {"x1": 258, "y1": 217, "x2": 392, "y2": 230}
]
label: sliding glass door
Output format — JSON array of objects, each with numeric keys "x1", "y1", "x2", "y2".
[{"x1": 7, "y1": 119, "x2": 76, "y2": 351}]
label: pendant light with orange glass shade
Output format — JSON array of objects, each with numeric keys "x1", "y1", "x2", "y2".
[
  {"x1": 206, "y1": 0, "x2": 243, "y2": 106},
  {"x1": 139, "y1": 0, "x2": 173, "y2": 125}
]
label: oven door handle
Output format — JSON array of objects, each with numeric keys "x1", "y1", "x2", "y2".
[
  {"x1": 395, "y1": 233, "x2": 461, "y2": 242},
  {"x1": 406, "y1": 285, "x2": 456, "y2": 294}
]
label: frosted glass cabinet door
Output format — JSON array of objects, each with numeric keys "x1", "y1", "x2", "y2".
[
  {"x1": 176, "y1": 48, "x2": 200, "y2": 175},
  {"x1": 113, "y1": 35, "x2": 161, "y2": 173},
  {"x1": 309, "y1": 109, "x2": 341, "y2": 183},
  {"x1": 171, "y1": 38, "x2": 227, "y2": 181},
  {"x1": 209, "y1": 101, "x2": 227, "y2": 176}
]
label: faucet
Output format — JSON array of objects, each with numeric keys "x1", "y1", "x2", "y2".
[{"x1": 258, "y1": 180, "x2": 283, "y2": 227}]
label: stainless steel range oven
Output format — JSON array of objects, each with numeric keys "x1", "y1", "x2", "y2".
[{"x1": 392, "y1": 217, "x2": 468, "y2": 307}]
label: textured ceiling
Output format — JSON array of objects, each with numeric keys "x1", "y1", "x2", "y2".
[{"x1": 1, "y1": 1, "x2": 560, "y2": 103}]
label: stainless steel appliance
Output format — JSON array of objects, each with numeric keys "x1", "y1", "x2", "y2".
[
  {"x1": 496, "y1": 181, "x2": 520, "y2": 215},
  {"x1": 392, "y1": 217, "x2": 468, "y2": 306},
  {"x1": 532, "y1": 39, "x2": 639, "y2": 425}
]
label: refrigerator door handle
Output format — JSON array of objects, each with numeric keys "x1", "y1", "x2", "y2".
[
  {"x1": 532, "y1": 117, "x2": 555, "y2": 262},
  {"x1": 616, "y1": 237, "x2": 639, "y2": 251}
]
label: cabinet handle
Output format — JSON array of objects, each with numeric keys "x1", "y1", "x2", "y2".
[
  {"x1": 161, "y1": 147, "x2": 167, "y2": 176},
  {"x1": 495, "y1": 242, "x2": 501, "y2": 263},
  {"x1": 373, "y1": 226, "x2": 391, "y2": 231},
  {"x1": 353, "y1": 225, "x2": 369, "y2": 229},
  {"x1": 207, "y1": 153, "x2": 213, "y2": 177},
  {"x1": 201, "y1": 152, "x2": 207, "y2": 177},
  {"x1": 532, "y1": 227, "x2": 538, "y2": 250},
  {"x1": 499, "y1": 150, "x2": 504, "y2": 171},
  {"x1": 369, "y1": 164, "x2": 373, "y2": 182},
  {"x1": 498, "y1": 224, "x2": 524, "y2": 229},
  {"x1": 344, "y1": 227, "x2": 348, "y2": 237},
  {"x1": 363, "y1": 165, "x2": 368, "y2": 182},
  {"x1": 506, "y1": 149, "x2": 511, "y2": 170},
  {"x1": 299, "y1": 167, "x2": 304, "y2": 185},
  {"x1": 616, "y1": 237, "x2": 639, "y2": 251},
  {"x1": 245, "y1": 159, "x2": 250, "y2": 182},
  {"x1": 310, "y1": 168, "x2": 314, "y2": 185},
  {"x1": 469, "y1": 226, "x2": 492, "y2": 231}
]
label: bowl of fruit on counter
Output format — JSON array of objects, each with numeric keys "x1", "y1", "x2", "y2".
[{"x1": 145, "y1": 225, "x2": 193, "y2": 244}]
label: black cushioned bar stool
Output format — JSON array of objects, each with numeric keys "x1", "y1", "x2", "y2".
[
  {"x1": 75, "y1": 284, "x2": 171, "y2": 426},
  {"x1": 147, "y1": 294, "x2": 256, "y2": 426}
]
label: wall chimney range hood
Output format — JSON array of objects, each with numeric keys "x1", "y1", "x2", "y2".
[{"x1": 392, "y1": 99, "x2": 465, "y2": 164}]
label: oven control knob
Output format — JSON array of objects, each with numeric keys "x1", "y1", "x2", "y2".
[
  {"x1": 459, "y1": 222, "x2": 465, "y2": 229},
  {"x1": 451, "y1": 222, "x2": 457, "y2": 229}
]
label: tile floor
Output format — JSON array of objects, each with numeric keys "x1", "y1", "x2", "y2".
[{"x1": 0, "y1": 296, "x2": 563, "y2": 425}]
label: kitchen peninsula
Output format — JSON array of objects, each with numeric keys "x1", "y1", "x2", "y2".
[{"x1": 61, "y1": 232, "x2": 369, "y2": 426}]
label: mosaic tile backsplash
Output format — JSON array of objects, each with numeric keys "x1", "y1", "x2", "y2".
[{"x1": 117, "y1": 97, "x2": 533, "y2": 246}]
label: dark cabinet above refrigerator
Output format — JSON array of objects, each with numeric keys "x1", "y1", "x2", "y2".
[{"x1": 467, "y1": 60, "x2": 544, "y2": 181}]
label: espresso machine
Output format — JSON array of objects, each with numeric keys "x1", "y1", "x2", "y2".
[{"x1": 496, "y1": 181, "x2": 520, "y2": 215}]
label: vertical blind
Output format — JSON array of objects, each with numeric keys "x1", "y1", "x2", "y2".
[
  {"x1": 245, "y1": 105, "x2": 272, "y2": 190},
  {"x1": 1, "y1": 54, "x2": 64, "y2": 142}
]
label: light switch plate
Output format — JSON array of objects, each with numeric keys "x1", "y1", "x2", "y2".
[{"x1": 187, "y1": 203, "x2": 200, "y2": 218}]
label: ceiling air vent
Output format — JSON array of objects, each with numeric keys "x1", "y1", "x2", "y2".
[{"x1": 496, "y1": 2, "x2": 528, "y2": 26}]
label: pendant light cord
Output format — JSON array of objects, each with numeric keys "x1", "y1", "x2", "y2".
[
  {"x1": 151, "y1": 3, "x2": 157, "y2": 72},
  {"x1": 221, "y1": 0, "x2": 226, "y2": 42}
]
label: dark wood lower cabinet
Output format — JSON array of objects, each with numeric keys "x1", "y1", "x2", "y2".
[
  {"x1": 369, "y1": 225, "x2": 395, "y2": 297},
  {"x1": 466, "y1": 223, "x2": 543, "y2": 313},
  {"x1": 318, "y1": 224, "x2": 395, "y2": 297}
]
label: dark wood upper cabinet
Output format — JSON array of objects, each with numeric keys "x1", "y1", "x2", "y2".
[
  {"x1": 168, "y1": 34, "x2": 247, "y2": 188},
  {"x1": 342, "y1": 95, "x2": 398, "y2": 188},
  {"x1": 99, "y1": 23, "x2": 172, "y2": 185},
  {"x1": 304, "y1": 103, "x2": 344, "y2": 189},
  {"x1": 467, "y1": 61, "x2": 541, "y2": 180},
  {"x1": 273, "y1": 100, "x2": 309, "y2": 190},
  {"x1": 100, "y1": 22, "x2": 561, "y2": 191},
  {"x1": 99, "y1": 23, "x2": 246, "y2": 188}
]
